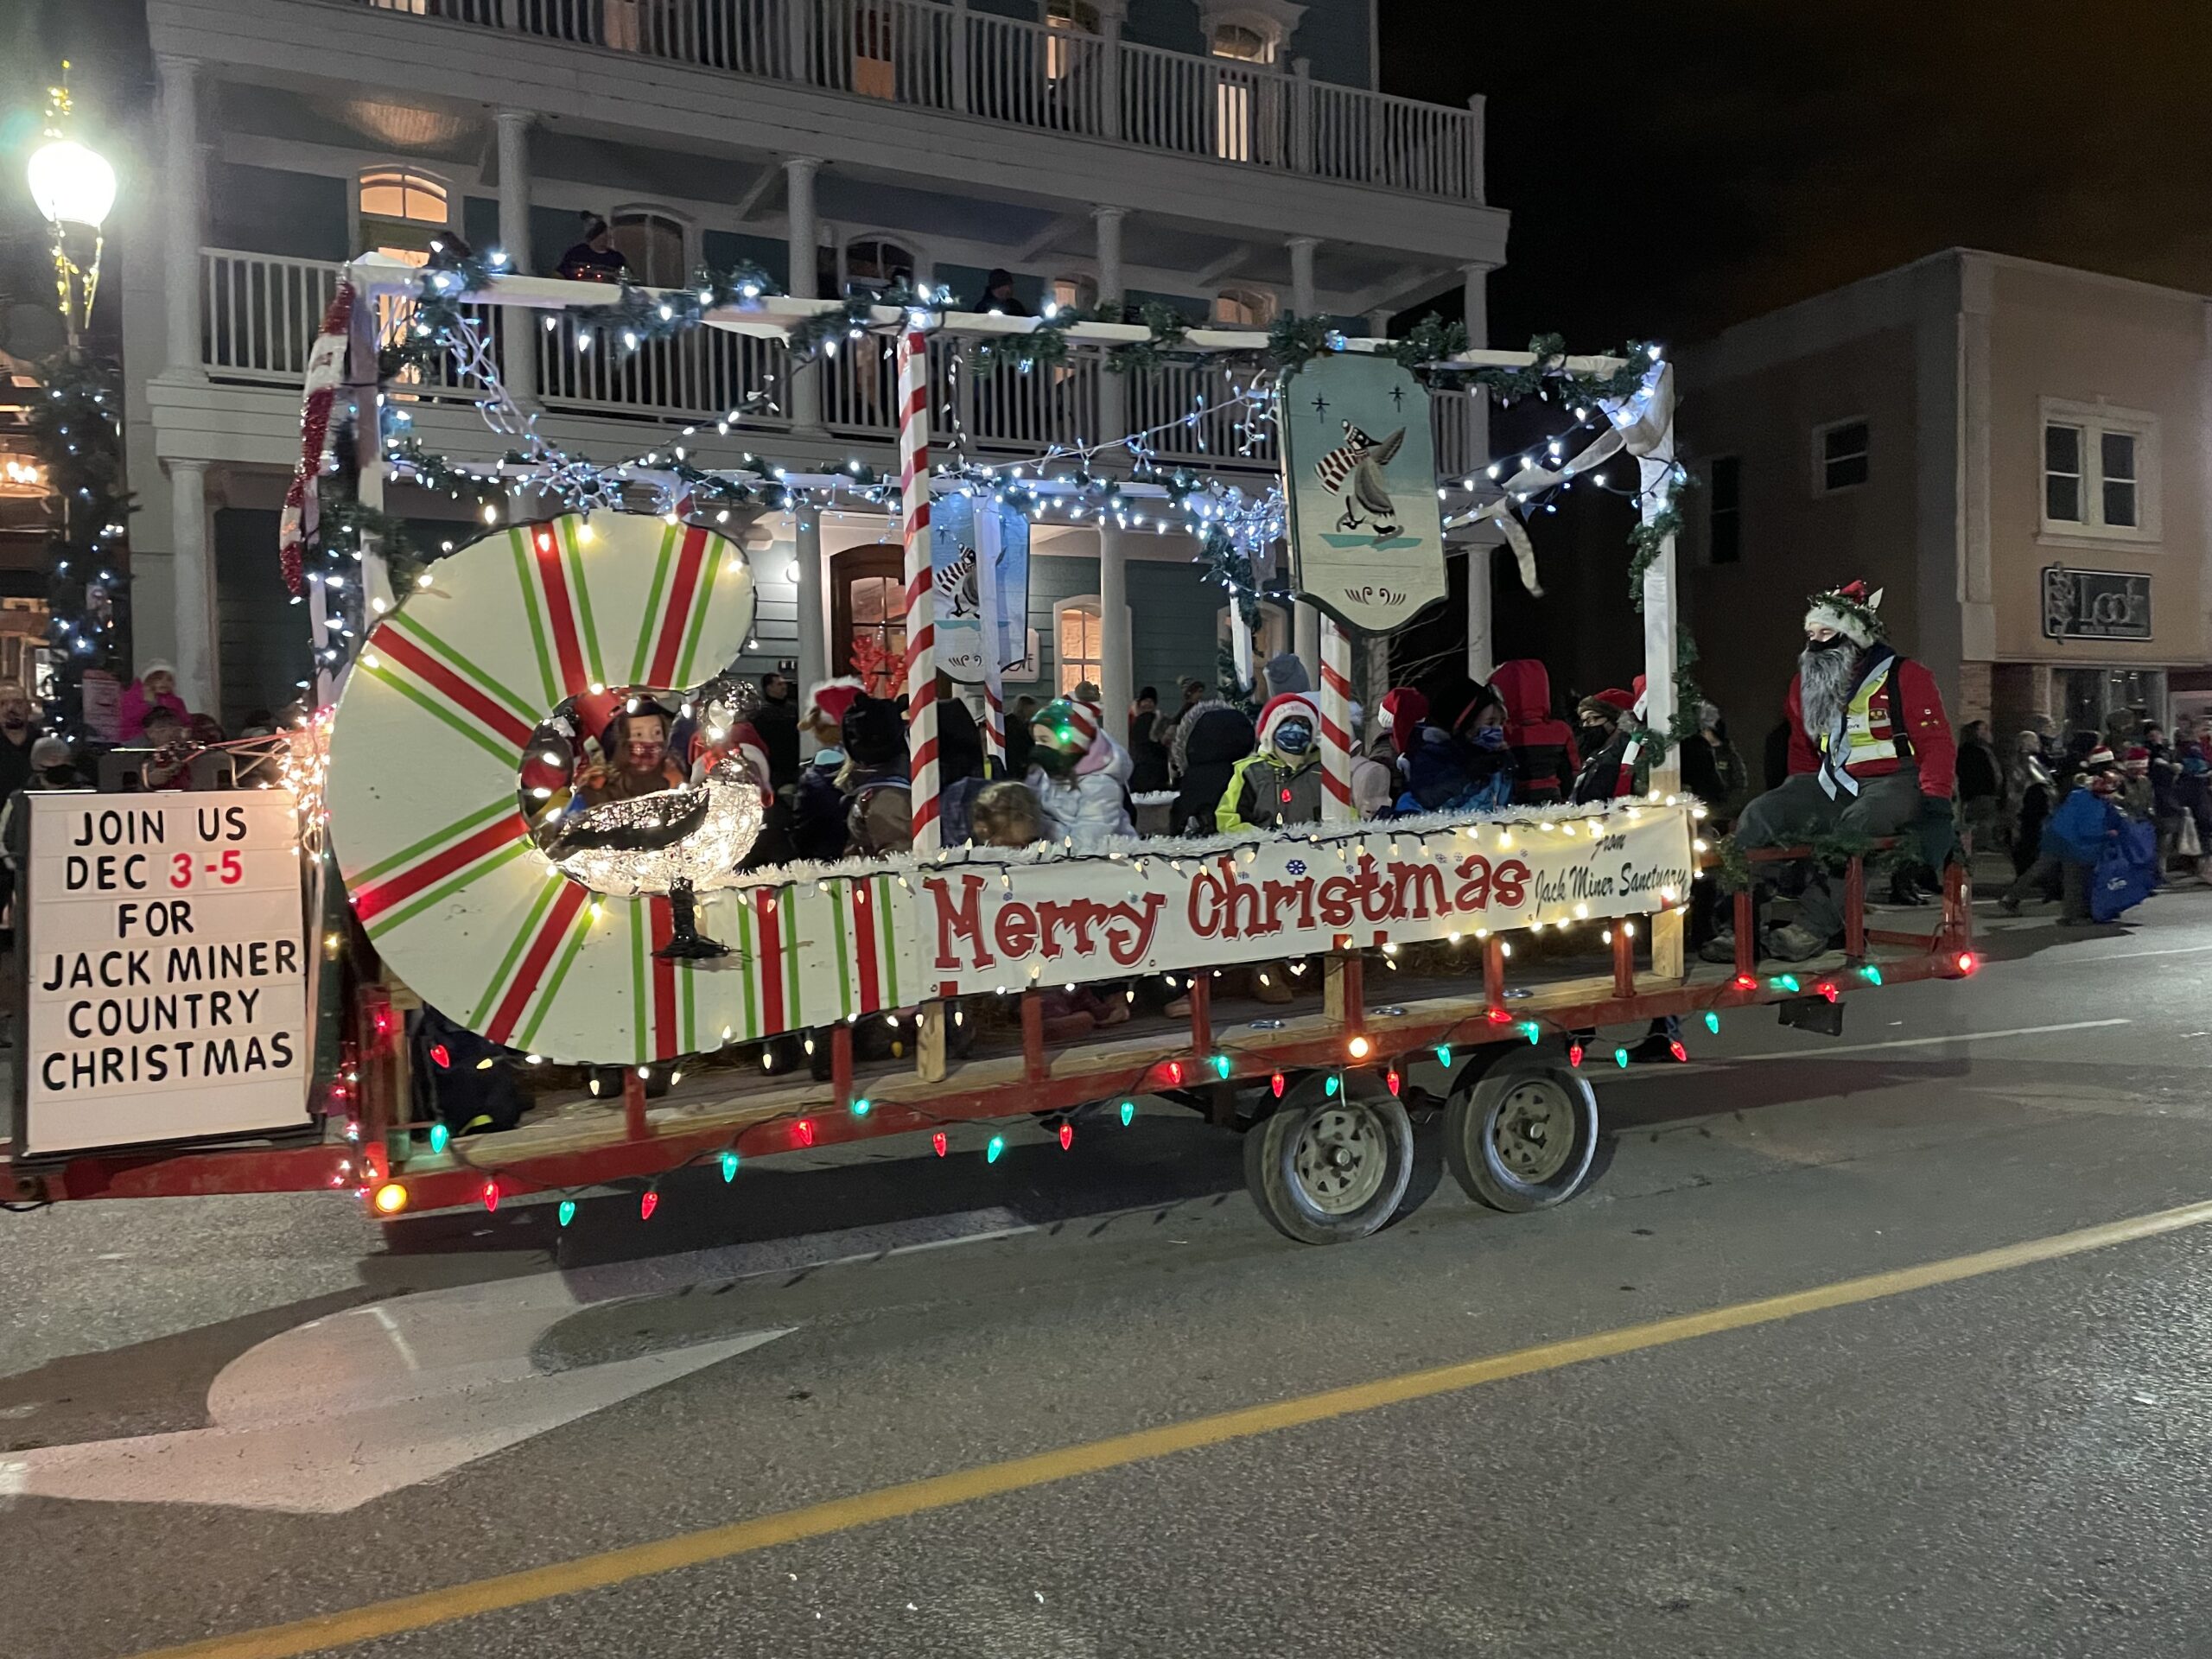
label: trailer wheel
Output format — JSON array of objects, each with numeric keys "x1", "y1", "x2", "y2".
[
  {"x1": 1243, "y1": 1078, "x2": 1414, "y2": 1245},
  {"x1": 1444, "y1": 1050, "x2": 1599, "y2": 1212}
]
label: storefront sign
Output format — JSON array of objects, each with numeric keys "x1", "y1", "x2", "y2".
[
  {"x1": 16, "y1": 791, "x2": 311, "y2": 1157},
  {"x1": 2043, "y1": 564, "x2": 2151, "y2": 640},
  {"x1": 931, "y1": 493, "x2": 1029, "y2": 683},
  {"x1": 1281, "y1": 353, "x2": 1448, "y2": 632},
  {"x1": 919, "y1": 804, "x2": 1695, "y2": 997}
]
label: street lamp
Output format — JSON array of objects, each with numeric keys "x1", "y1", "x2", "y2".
[{"x1": 26, "y1": 64, "x2": 117, "y2": 348}]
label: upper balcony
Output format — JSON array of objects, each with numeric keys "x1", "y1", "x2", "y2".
[{"x1": 347, "y1": 0, "x2": 1480, "y2": 203}]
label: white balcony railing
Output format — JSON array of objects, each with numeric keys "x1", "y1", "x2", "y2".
[
  {"x1": 198, "y1": 250, "x2": 1477, "y2": 475},
  {"x1": 351, "y1": 0, "x2": 1481, "y2": 202}
]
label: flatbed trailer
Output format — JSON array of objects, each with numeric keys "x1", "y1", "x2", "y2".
[{"x1": 0, "y1": 264, "x2": 1974, "y2": 1244}]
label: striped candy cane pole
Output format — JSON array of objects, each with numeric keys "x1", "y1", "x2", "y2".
[
  {"x1": 974, "y1": 497, "x2": 1007, "y2": 772},
  {"x1": 1319, "y1": 614, "x2": 1356, "y2": 824},
  {"x1": 897, "y1": 327, "x2": 942, "y2": 855}
]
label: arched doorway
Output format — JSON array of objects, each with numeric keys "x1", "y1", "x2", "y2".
[{"x1": 830, "y1": 543, "x2": 907, "y2": 696}]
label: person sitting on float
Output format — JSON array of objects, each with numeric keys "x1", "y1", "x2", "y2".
[
  {"x1": 1218, "y1": 692, "x2": 1323, "y2": 832},
  {"x1": 1025, "y1": 696, "x2": 1134, "y2": 851},
  {"x1": 1441, "y1": 683, "x2": 1515, "y2": 813},
  {"x1": 575, "y1": 696, "x2": 688, "y2": 807}
]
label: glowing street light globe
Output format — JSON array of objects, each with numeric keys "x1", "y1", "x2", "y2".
[{"x1": 28, "y1": 138, "x2": 116, "y2": 230}]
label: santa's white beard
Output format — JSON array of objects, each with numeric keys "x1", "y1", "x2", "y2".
[{"x1": 1799, "y1": 643, "x2": 1859, "y2": 741}]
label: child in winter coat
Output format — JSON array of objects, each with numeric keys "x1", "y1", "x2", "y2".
[
  {"x1": 791, "y1": 678, "x2": 866, "y2": 862},
  {"x1": 118, "y1": 660, "x2": 188, "y2": 743},
  {"x1": 1025, "y1": 698, "x2": 1135, "y2": 850},
  {"x1": 1218, "y1": 693, "x2": 1323, "y2": 831}
]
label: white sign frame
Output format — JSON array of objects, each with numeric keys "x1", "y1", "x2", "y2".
[{"x1": 16, "y1": 790, "x2": 315, "y2": 1159}]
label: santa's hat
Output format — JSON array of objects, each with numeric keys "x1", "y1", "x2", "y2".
[
  {"x1": 1380, "y1": 686, "x2": 1428, "y2": 757},
  {"x1": 804, "y1": 677, "x2": 867, "y2": 733},
  {"x1": 2084, "y1": 745, "x2": 2117, "y2": 770},
  {"x1": 1805, "y1": 580, "x2": 1886, "y2": 647},
  {"x1": 1578, "y1": 687, "x2": 1635, "y2": 721},
  {"x1": 1257, "y1": 691, "x2": 1319, "y2": 753},
  {"x1": 1033, "y1": 697, "x2": 1103, "y2": 753},
  {"x1": 2124, "y1": 745, "x2": 2151, "y2": 776}
]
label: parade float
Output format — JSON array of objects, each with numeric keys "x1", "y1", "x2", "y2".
[{"x1": 2, "y1": 251, "x2": 1974, "y2": 1244}]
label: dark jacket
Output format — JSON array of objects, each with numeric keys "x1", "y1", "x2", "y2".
[
  {"x1": 753, "y1": 695, "x2": 801, "y2": 792},
  {"x1": 1490, "y1": 659, "x2": 1577, "y2": 804},
  {"x1": 1681, "y1": 730, "x2": 1748, "y2": 818},
  {"x1": 1128, "y1": 708, "x2": 1172, "y2": 793},
  {"x1": 1171, "y1": 705, "x2": 1255, "y2": 836},
  {"x1": 791, "y1": 755, "x2": 852, "y2": 861},
  {"x1": 1955, "y1": 737, "x2": 2001, "y2": 803}
]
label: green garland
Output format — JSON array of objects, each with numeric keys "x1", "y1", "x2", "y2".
[{"x1": 24, "y1": 352, "x2": 133, "y2": 742}]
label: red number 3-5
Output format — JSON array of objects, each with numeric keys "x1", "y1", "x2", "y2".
[{"x1": 170, "y1": 852, "x2": 192, "y2": 889}]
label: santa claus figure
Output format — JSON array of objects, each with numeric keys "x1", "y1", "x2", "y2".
[{"x1": 1702, "y1": 581, "x2": 1956, "y2": 965}]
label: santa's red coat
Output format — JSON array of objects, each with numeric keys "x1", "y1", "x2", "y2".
[{"x1": 1784, "y1": 653, "x2": 1955, "y2": 799}]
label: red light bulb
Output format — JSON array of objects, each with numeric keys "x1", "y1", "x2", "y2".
[
  {"x1": 1270, "y1": 1071, "x2": 1286, "y2": 1097},
  {"x1": 480, "y1": 1179, "x2": 499, "y2": 1212},
  {"x1": 1058, "y1": 1122, "x2": 1074, "y2": 1150},
  {"x1": 1955, "y1": 951, "x2": 1977, "y2": 976},
  {"x1": 639, "y1": 1190, "x2": 659, "y2": 1221},
  {"x1": 1165, "y1": 1060, "x2": 1183, "y2": 1085},
  {"x1": 796, "y1": 1117, "x2": 816, "y2": 1147},
  {"x1": 1568, "y1": 1042, "x2": 1585, "y2": 1068},
  {"x1": 1386, "y1": 1067, "x2": 1402, "y2": 1096},
  {"x1": 1668, "y1": 1039, "x2": 1688, "y2": 1063},
  {"x1": 1732, "y1": 973, "x2": 1757, "y2": 990},
  {"x1": 931, "y1": 1130, "x2": 948, "y2": 1157},
  {"x1": 1818, "y1": 982, "x2": 1839, "y2": 1003},
  {"x1": 429, "y1": 1043, "x2": 450, "y2": 1069},
  {"x1": 1486, "y1": 1007, "x2": 1512, "y2": 1024}
]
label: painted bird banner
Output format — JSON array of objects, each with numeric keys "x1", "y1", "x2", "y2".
[
  {"x1": 931, "y1": 493, "x2": 1030, "y2": 684},
  {"x1": 1281, "y1": 353, "x2": 1449, "y2": 632}
]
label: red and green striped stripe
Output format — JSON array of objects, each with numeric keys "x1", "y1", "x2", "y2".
[{"x1": 351, "y1": 799, "x2": 530, "y2": 935}]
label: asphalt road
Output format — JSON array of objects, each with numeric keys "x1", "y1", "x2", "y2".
[{"x1": 7, "y1": 893, "x2": 2212, "y2": 1658}]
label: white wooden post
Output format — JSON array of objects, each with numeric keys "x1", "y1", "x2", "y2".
[
  {"x1": 1640, "y1": 409, "x2": 1685, "y2": 979},
  {"x1": 159, "y1": 55, "x2": 206, "y2": 382},
  {"x1": 494, "y1": 110, "x2": 537, "y2": 405},
  {"x1": 793, "y1": 499, "x2": 827, "y2": 728}
]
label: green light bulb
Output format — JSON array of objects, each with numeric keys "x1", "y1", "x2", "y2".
[
  {"x1": 1861, "y1": 964, "x2": 1883, "y2": 985},
  {"x1": 1614, "y1": 1046, "x2": 1630, "y2": 1069},
  {"x1": 1325, "y1": 1074, "x2": 1340, "y2": 1097},
  {"x1": 853, "y1": 1096, "x2": 872, "y2": 1117},
  {"x1": 429, "y1": 1122, "x2": 449, "y2": 1154},
  {"x1": 1434, "y1": 1045, "x2": 1452, "y2": 1068},
  {"x1": 557, "y1": 1199, "x2": 575, "y2": 1228},
  {"x1": 987, "y1": 1135, "x2": 1006, "y2": 1164},
  {"x1": 1211, "y1": 1055, "x2": 1232, "y2": 1080},
  {"x1": 1521, "y1": 1021, "x2": 1540, "y2": 1045},
  {"x1": 720, "y1": 1150, "x2": 740, "y2": 1182},
  {"x1": 1119, "y1": 1100, "x2": 1135, "y2": 1126},
  {"x1": 1774, "y1": 974, "x2": 1800, "y2": 993},
  {"x1": 1703, "y1": 1011, "x2": 1720, "y2": 1034}
]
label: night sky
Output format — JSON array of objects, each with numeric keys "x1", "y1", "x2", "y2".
[{"x1": 1381, "y1": 0, "x2": 2212, "y2": 352}]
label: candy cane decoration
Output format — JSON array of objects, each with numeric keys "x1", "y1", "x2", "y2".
[
  {"x1": 1319, "y1": 614, "x2": 1356, "y2": 823},
  {"x1": 897, "y1": 327, "x2": 942, "y2": 854},
  {"x1": 974, "y1": 497, "x2": 1006, "y2": 771}
]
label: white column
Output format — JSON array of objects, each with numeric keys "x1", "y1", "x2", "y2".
[
  {"x1": 1287, "y1": 235, "x2": 1318, "y2": 318},
  {"x1": 785, "y1": 157, "x2": 823, "y2": 431},
  {"x1": 169, "y1": 461, "x2": 218, "y2": 715},
  {"x1": 1097, "y1": 518, "x2": 1130, "y2": 738},
  {"x1": 1462, "y1": 262, "x2": 1495, "y2": 683},
  {"x1": 1465, "y1": 92, "x2": 1486, "y2": 203},
  {"x1": 1094, "y1": 205, "x2": 1127, "y2": 446},
  {"x1": 793, "y1": 500, "x2": 827, "y2": 729},
  {"x1": 1098, "y1": 16, "x2": 1123, "y2": 139},
  {"x1": 159, "y1": 55, "x2": 206, "y2": 381},
  {"x1": 1288, "y1": 234, "x2": 1323, "y2": 690},
  {"x1": 494, "y1": 110, "x2": 537, "y2": 405}
]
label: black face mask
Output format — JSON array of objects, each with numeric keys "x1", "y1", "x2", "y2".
[
  {"x1": 1805, "y1": 634, "x2": 1853, "y2": 654},
  {"x1": 1031, "y1": 745, "x2": 1077, "y2": 778},
  {"x1": 1580, "y1": 721, "x2": 1613, "y2": 748}
]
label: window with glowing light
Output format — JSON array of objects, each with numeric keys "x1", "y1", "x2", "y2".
[
  {"x1": 832, "y1": 544, "x2": 908, "y2": 695},
  {"x1": 1211, "y1": 287, "x2": 1277, "y2": 327},
  {"x1": 1046, "y1": 0, "x2": 1102, "y2": 80},
  {"x1": 1056, "y1": 598, "x2": 1103, "y2": 696}
]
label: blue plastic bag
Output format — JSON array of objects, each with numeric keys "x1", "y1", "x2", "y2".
[{"x1": 2091, "y1": 817, "x2": 2158, "y2": 922}]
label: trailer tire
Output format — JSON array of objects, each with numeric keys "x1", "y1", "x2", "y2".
[
  {"x1": 1444, "y1": 1049, "x2": 1599, "y2": 1212},
  {"x1": 1243, "y1": 1079, "x2": 1414, "y2": 1245}
]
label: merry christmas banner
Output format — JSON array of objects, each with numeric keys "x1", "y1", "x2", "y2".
[{"x1": 916, "y1": 803, "x2": 1697, "y2": 999}]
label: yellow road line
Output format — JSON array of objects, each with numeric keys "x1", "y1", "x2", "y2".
[{"x1": 131, "y1": 1197, "x2": 2212, "y2": 1659}]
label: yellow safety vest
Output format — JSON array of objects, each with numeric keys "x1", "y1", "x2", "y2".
[{"x1": 1821, "y1": 662, "x2": 1899, "y2": 767}]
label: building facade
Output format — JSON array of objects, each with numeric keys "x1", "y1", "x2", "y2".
[
  {"x1": 1679, "y1": 250, "x2": 2212, "y2": 745},
  {"x1": 123, "y1": 0, "x2": 1505, "y2": 727}
]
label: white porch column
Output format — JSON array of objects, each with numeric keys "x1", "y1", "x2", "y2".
[
  {"x1": 1287, "y1": 237, "x2": 1323, "y2": 688},
  {"x1": 785, "y1": 157, "x2": 823, "y2": 431},
  {"x1": 1287, "y1": 235, "x2": 1318, "y2": 318},
  {"x1": 1094, "y1": 205, "x2": 1127, "y2": 447},
  {"x1": 793, "y1": 500, "x2": 828, "y2": 722},
  {"x1": 1462, "y1": 262, "x2": 1495, "y2": 683},
  {"x1": 1097, "y1": 518, "x2": 1131, "y2": 736},
  {"x1": 159, "y1": 55, "x2": 206, "y2": 381},
  {"x1": 494, "y1": 110, "x2": 537, "y2": 405},
  {"x1": 169, "y1": 461, "x2": 218, "y2": 715}
]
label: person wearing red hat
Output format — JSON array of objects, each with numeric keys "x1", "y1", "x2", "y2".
[
  {"x1": 1703, "y1": 581, "x2": 1958, "y2": 965},
  {"x1": 1570, "y1": 679, "x2": 1649, "y2": 804},
  {"x1": 1219, "y1": 692, "x2": 1323, "y2": 831},
  {"x1": 575, "y1": 694, "x2": 687, "y2": 807},
  {"x1": 791, "y1": 677, "x2": 868, "y2": 861}
]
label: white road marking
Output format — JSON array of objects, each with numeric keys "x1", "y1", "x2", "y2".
[
  {"x1": 0, "y1": 1272, "x2": 790, "y2": 1515},
  {"x1": 2020, "y1": 943, "x2": 2212, "y2": 965},
  {"x1": 1611, "y1": 1019, "x2": 2132, "y2": 1077}
]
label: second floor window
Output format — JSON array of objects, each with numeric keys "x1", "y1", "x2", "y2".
[
  {"x1": 2044, "y1": 404, "x2": 2153, "y2": 536},
  {"x1": 844, "y1": 238, "x2": 918, "y2": 296},
  {"x1": 608, "y1": 213, "x2": 684, "y2": 288},
  {"x1": 1211, "y1": 22, "x2": 1274, "y2": 63},
  {"x1": 1815, "y1": 418, "x2": 1869, "y2": 493},
  {"x1": 1046, "y1": 0, "x2": 1101, "y2": 80},
  {"x1": 1707, "y1": 456, "x2": 1741, "y2": 564},
  {"x1": 1058, "y1": 600, "x2": 1103, "y2": 696},
  {"x1": 358, "y1": 168, "x2": 448, "y2": 262},
  {"x1": 1212, "y1": 288, "x2": 1276, "y2": 327}
]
